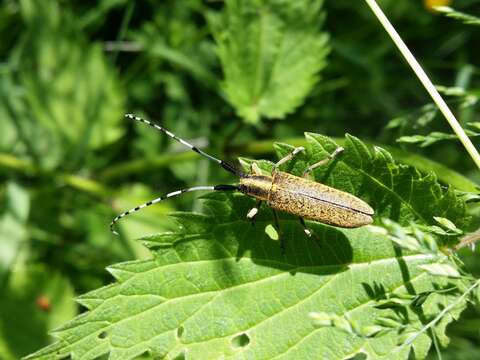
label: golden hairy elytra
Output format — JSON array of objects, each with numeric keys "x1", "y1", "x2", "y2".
[
  {"x1": 111, "y1": 114, "x2": 374, "y2": 248},
  {"x1": 239, "y1": 171, "x2": 373, "y2": 228}
]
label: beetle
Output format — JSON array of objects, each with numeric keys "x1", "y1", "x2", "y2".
[{"x1": 110, "y1": 114, "x2": 374, "y2": 243}]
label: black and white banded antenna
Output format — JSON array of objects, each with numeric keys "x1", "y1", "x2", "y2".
[
  {"x1": 110, "y1": 114, "x2": 240, "y2": 235},
  {"x1": 110, "y1": 184, "x2": 237, "y2": 235},
  {"x1": 125, "y1": 114, "x2": 241, "y2": 176}
]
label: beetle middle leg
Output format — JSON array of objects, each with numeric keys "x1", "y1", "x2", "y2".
[
  {"x1": 272, "y1": 146, "x2": 306, "y2": 174},
  {"x1": 246, "y1": 163, "x2": 264, "y2": 226},
  {"x1": 299, "y1": 217, "x2": 324, "y2": 246},
  {"x1": 272, "y1": 209, "x2": 285, "y2": 254},
  {"x1": 247, "y1": 200, "x2": 262, "y2": 226},
  {"x1": 299, "y1": 217, "x2": 313, "y2": 237},
  {"x1": 302, "y1": 147, "x2": 344, "y2": 178}
]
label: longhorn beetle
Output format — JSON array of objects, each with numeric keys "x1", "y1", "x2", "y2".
[{"x1": 110, "y1": 114, "x2": 374, "y2": 244}]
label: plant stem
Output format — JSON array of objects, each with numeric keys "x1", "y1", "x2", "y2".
[
  {"x1": 3, "y1": 134, "x2": 477, "y2": 196},
  {"x1": 111, "y1": 1, "x2": 135, "y2": 63},
  {"x1": 99, "y1": 151, "x2": 197, "y2": 181},
  {"x1": 58, "y1": 174, "x2": 111, "y2": 198},
  {"x1": 0, "y1": 153, "x2": 36, "y2": 174},
  {"x1": 363, "y1": 0, "x2": 480, "y2": 170},
  {"x1": 400, "y1": 279, "x2": 480, "y2": 349},
  {"x1": 0, "y1": 153, "x2": 111, "y2": 198},
  {"x1": 97, "y1": 137, "x2": 478, "y2": 192}
]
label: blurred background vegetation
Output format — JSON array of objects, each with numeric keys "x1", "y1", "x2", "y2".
[{"x1": 1, "y1": 0, "x2": 480, "y2": 358}]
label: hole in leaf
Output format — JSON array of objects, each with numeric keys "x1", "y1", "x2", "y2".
[
  {"x1": 98, "y1": 331, "x2": 108, "y2": 339},
  {"x1": 231, "y1": 333, "x2": 250, "y2": 348},
  {"x1": 265, "y1": 224, "x2": 279, "y2": 241},
  {"x1": 177, "y1": 326, "x2": 184, "y2": 338}
]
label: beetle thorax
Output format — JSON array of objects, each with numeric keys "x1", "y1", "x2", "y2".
[{"x1": 238, "y1": 175, "x2": 273, "y2": 201}]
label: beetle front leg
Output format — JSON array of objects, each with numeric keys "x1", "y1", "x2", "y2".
[
  {"x1": 302, "y1": 147, "x2": 344, "y2": 178},
  {"x1": 272, "y1": 146, "x2": 305, "y2": 174}
]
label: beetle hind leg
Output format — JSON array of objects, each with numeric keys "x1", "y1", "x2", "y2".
[
  {"x1": 272, "y1": 146, "x2": 306, "y2": 174},
  {"x1": 303, "y1": 147, "x2": 344, "y2": 178}
]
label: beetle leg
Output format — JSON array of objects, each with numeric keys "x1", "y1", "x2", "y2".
[
  {"x1": 247, "y1": 200, "x2": 262, "y2": 226},
  {"x1": 250, "y1": 162, "x2": 263, "y2": 175},
  {"x1": 303, "y1": 147, "x2": 344, "y2": 178},
  {"x1": 272, "y1": 209, "x2": 285, "y2": 254},
  {"x1": 272, "y1": 146, "x2": 305, "y2": 174},
  {"x1": 299, "y1": 217, "x2": 313, "y2": 237}
]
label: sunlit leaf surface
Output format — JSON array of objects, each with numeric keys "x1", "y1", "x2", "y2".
[{"x1": 27, "y1": 134, "x2": 469, "y2": 360}]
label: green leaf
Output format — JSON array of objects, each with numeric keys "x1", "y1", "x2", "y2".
[
  {"x1": 26, "y1": 134, "x2": 470, "y2": 360},
  {"x1": 396, "y1": 130, "x2": 480, "y2": 148},
  {"x1": 132, "y1": 1, "x2": 218, "y2": 89},
  {"x1": 212, "y1": 0, "x2": 329, "y2": 123},
  {"x1": 418, "y1": 264, "x2": 461, "y2": 279},
  {"x1": 0, "y1": 182, "x2": 30, "y2": 280},
  {"x1": 433, "y1": 216, "x2": 462, "y2": 234},
  {"x1": 299, "y1": 134, "x2": 468, "y2": 228},
  {"x1": 0, "y1": 0, "x2": 124, "y2": 170}
]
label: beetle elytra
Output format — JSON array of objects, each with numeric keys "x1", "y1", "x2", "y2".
[{"x1": 110, "y1": 114, "x2": 374, "y2": 240}]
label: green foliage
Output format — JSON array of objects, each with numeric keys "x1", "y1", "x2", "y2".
[
  {"x1": 27, "y1": 134, "x2": 471, "y2": 359},
  {"x1": 396, "y1": 132, "x2": 452, "y2": 147},
  {"x1": 131, "y1": 0, "x2": 218, "y2": 89},
  {"x1": 1, "y1": 0, "x2": 480, "y2": 358},
  {"x1": 212, "y1": 0, "x2": 329, "y2": 123},
  {"x1": 0, "y1": 182, "x2": 29, "y2": 280},
  {"x1": 397, "y1": 129, "x2": 480, "y2": 148},
  {"x1": 0, "y1": 0, "x2": 124, "y2": 170},
  {"x1": 387, "y1": 86, "x2": 480, "y2": 149}
]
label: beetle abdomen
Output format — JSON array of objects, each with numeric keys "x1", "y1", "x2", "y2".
[{"x1": 268, "y1": 172, "x2": 374, "y2": 228}]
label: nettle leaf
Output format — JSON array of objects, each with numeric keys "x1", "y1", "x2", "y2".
[
  {"x1": 0, "y1": 182, "x2": 30, "y2": 280},
  {"x1": 211, "y1": 0, "x2": 329, "y2": 123},
  {"x1": 1, "y1": 0, "x2": 124, "y2": 170},
  {"x1": 27, "y1": 134, "x2": 471, "y2": 360}
]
